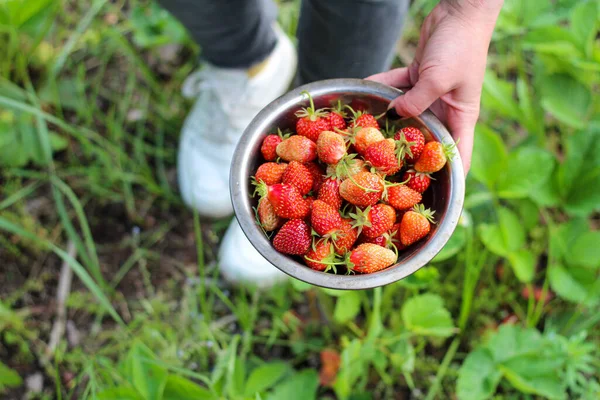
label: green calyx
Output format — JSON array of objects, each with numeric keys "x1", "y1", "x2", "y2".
[
  {"x1": 413, "y1": 204, "x2": 436, "y2": 224},
  {"x1": 328, "y1": 99, "x2": 347, "y2": 118},
  {"x1": 394, "y1": 131, "x2": 417, "y2": 162},
  {"x1": 295, "y1": 91, "x2": 329, "y2": 121},
  {"x1": 252, "y1": 178, "x2": 268, "y2": 199},
  {"x1": 348, "y1": 206, "x2": 372, "y2": 236}
]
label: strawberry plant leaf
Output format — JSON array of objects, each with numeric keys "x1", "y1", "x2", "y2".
[
  {"x1": 456, "y1": 348, "x2": 502, "y2": 400},
  {"x1": 570, "y1": 231, "x2": 600, "y2": 269},
  {"x1": 498, "y1": 207, "x2": 525, "y2": 252},
  {"x1": 122, "y1": 341, "x2": 168, "y2": 400},
  {"x1": 470, "y1": 125, "x2": 507, "y2": 190},
  {"x1": 539, "y1": 74, "x2": 591, "y2": 129},
  {"x1": 163, "y1": 375, "x2": 215, "y2": 400},
  {"x1": 0, "y1": 360, "x2": 22, "y2": 390},
  {"x1": 97, "y1": 387, "x2": 145, "y2": 400},
  {"x1": 431, "y1": 226, "x2": 466, "y2": 262},
  {"x1": 548, "y1": 263, "x2": 600, "y2": 306},
  {"x1": 507, "y1": 249, "x2": 536, "y2": 283},
  {"x1": 481, "y1": 72, "x2": 521, "y2": 120},
  {"x1": 244, "y1": 362, "x2": 290, "y2": 396},
  {"x1": 267, "y1": 369, "x2": 319, "y2": 400},
  {"x1": 333, "y1": 291, "x2": 362, "y2": 324},
  {"x1": 401, "y1": 293, "x2": 456, "y2": 338},
  {"x1": 479, "y1": 224, "x2": 508, "y2": 256},
  {"x1": 497, "y1": 147, "x2": 555, "y2": 199},
  {"x1": 570, "y1": 1, "x2": 598, "y2": 57}
]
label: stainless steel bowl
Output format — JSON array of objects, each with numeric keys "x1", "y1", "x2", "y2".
[{"x1": 230, "y1": 78, "x2": 465, "y2": 290}]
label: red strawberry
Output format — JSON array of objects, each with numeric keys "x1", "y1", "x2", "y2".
[
  {"x1": 348, "y1": 243, "x2": 397, "y2": 274},
  {"x1": 304, "y1": 162, "x2": 325, "y2": 193},
  {"x1": 350, "y1": 110, "x2": 379, "y2": 129},
  {"x1": 311, "y1": 200, "x2": 343, "y2": 237},
  {"x1": 364, "y1": 139, "x2": 401, "y2": 175},
  {"x1": 317, "y1": 178, "x2": 343, "y2": 210},
  {"x1": 395, "y1": 127, "x2": 425, "y2": 163},
  {"x1": 350, "y1": 204, "x2": 396, "y2": 239},
  {"x1": 386, "y1": 185, "x2": 422, "y2": 211},
  {"x1": 403, "y1": 170, "x2": 431, "y2": 193},
  {"x1": 390, "y1": 222, "x2": 405, "y2": 250},
  {"x1": 400, "y1": 204, "x2": 435, "y2": 246},
  {"x1": 357, "y1": 233, "x2": 391, "y2": 248},
  {"x1": 282, "y1": 161, "x2": 314, "y2": 195},
  {"x1": 261, "y1": 134, "x2": 283, "y2": 161},
  {"x1": 276, "y1": 135, "x2": 317, "y2": 163},
  {"x1": 305, "y1": 240, "x2": 338, "y2": 271},
  {"x1": 257, "y1": 198, "x2": 282, "y2": 231},
  {"x1": 255, "y1": 182, "x2": 310, "y2": 219},
  {"x1": 415, "y1": 141, "x2": 453, "y2": 173},
  {"x1": 327, "y1": 100, "x2": 348, "y2": 131},
  {"x1": 354, "y1": 127, "x2": 385, "y2": 154},
  {"x1": 295, "y1": 92, "x2": 332, "y2": 142},
  {"x1": 326, "y1": 155, "x2": 367, "y2": 180},
  {"x1": 339, "y1": 171, "x2": 384, "y2": 207},
  {"x1": 332, "y1": 218, "x2": 358, "y2": 255},
  {"x1": 273, "y1": 219, "x2": 312, "y2": 255},
  {"x1": 255, "y1": 162, "x2": 287, "y2": 185},
  {"x1": 317, "y1": 131, "x2": 346, "y2": 165}
]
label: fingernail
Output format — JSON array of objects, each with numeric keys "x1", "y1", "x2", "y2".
[{"x1": 386, "y1": 108, "x2": 401, "y2": 120}]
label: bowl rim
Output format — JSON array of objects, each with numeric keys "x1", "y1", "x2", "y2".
[{"x1": 230, "y1": 78, "x2": 465, "y2": 290}]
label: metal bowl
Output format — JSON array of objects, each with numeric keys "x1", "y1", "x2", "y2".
[{"x1": 230, "y1": 78, "x2": 465, "y2": 290}]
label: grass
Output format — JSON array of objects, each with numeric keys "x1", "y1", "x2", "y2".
[{"x1": 1, "y1": 0, "x2": 600, "y2": 399}]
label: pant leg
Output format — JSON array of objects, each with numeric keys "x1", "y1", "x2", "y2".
[
  {"x1": 296, "y1": 0, "x2": 409, "y2": 84},
  {"x1": 158, "y1": 0, "x2": 278, "y2": 68}
]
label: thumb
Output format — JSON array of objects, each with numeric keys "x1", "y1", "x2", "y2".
[{"x1": 389, "y1": 74, "x2": 449, "y2": 117}]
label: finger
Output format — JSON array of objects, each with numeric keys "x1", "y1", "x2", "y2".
[
  {"x1": 366, "y1": 67, "x2": 412, "y2": 88},
  {"x1": 446, "y1": 111, "x2": 477, "y2": 175},
  {"x1": 389, "y1": 74, "x2": 450, "y2": 117}
]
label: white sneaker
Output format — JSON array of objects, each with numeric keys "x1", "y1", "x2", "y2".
[
  {"x1": 219, "y1": 219, "x2": 288, "y2": 288},
  {"x1": 177, "y1": 25, "x2": 297, "y2": 218}
]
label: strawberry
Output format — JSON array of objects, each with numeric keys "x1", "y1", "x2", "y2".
[
  {"x1": 390, "y1": 222, "x2": 405, "y2": 250},
  {"x1": 356, "y1": 233, "x2": 391, "y2": 248},
  {"x1": 254, "y1": 182, "x2": 310, "y2": 219},
  {"x1": 276, "y1": 135, "x2": 317, "y2": 163},
  {"x1": 305, "y1": 240, "x2": 339, "y2": 271},
  {"x1": 327, "y1": 101, "x2": 347, "y2": 131},
  {"x1": 317, "y1": 178, "x2": 343, "y2": 210},
  {"x1": 348, "y1": 243, "x2": 397, "y2": 274},
  {"x1": 354, "y1": 127, "x2": 385, "y2": 154},
  {"x1": 311, "y1": 200, "x2": 343, "y2": 237},
  {"x1": 255, "y1": 162, "x2": 287, "y2": 185},
  {"x1": 403, "y1": 170, "x2": 431, "y2": 193},
  {"x1": 261, "y1": 134, "x2": 283, "y2": 161},
  {"x1": 350, "y1": 204, "x2": 396, "y2": 239},
  {"x1": 350, "y1": 110, "x2": 379, "y2": 129},
  {"x1": 295, "y1": 92, "x2": 332, "y2": 142},
  {"x1": 400, "y1": 204, "x2": 435, "y2": 246},
  {"x1": 326, "y1": 155, "x2": 367, "y2": 180},
  {"x1": 332, "y1": 218, "x2": 358, "y2": 255},
  {"x1": 273, "y1": 219, "x2": 312, "y2": 255},
  {"x1": 257, "y1": 198, "x2": 282, "y2": 231},
  {"x1": 395, "y1": 127, "x2": 425, "y2": 163},
  {"x1": 386, "y1": 185, "x2": 422, "y2": 211},
  {"x1": 339, "y1": 171, "x2": 384, "y2": 207},
  {"x1": 317, "y1": 131, "x2": 346, "y2": 165},
  {"x1": 282, "y1": 161, "x2": 314, "y2": 195},
  {"x1": 364, "y1": 139, "x2": 401, "y2": 175},
  {"x1": 414, "y1": 141, "x2": 453, "y2": 173},
  {"x1": 304, "y1": 161, "x2": 325, "y2": 193}
]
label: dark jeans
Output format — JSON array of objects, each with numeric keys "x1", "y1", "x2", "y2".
[{"x1": 159, "y1": 0, "x2": 409, "y2": 84}]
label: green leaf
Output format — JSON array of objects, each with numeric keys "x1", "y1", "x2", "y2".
[
  {"x1": 507, "y1": 250, "x2": 536, "y2": 283},
  {"x1": 97, "y1": 387, "x2": 145, "y2": 400},
  {"x1": 401, "y1": 293, "x2": 456, "y2": 338},
  {"x1": 479, "y1": 224, "x2": 507, "y2": 256},
  {"x1": 570, "y1": 231, "x2": 600, "y2": 269},
  {"x1": 397, "y1": 266, "x2": 439, "y2": 288},
  {"x1": 431, "y1": 226, "x2": 466, "y2": 262},
  {"x1": 390, "y1": 339, "x2": 415, "y2": 374},
  {"x1": 486, "y1": 325, "x2": 544, "y2": 363},
  {"x1": 470, "y1": 125, "x2": 508, "y2": 189},
  {"x1": 266, "y1": 369, "x2": 319, "y2": 400},
  {"x1": 0, "y1": 360, "x2": 22, "y2": 389},
  {"x1": 497, "y1": 207, "x2": 525, "y2": 252},
  {"x1": 499, "y1": 353, "x2": 566, "y2": 399},
  {"x1": 539, "y1": 74, "x2": 591, "y2": 129},
  {"x1": 244, "y1": 362, "x2": 290, "y2": 396},
  {"x1": 291, "y1": 279, "x2": 312, "y2": 292},
  {"x1": 523, "y1": 26, "x2": 582, "y2": 58},
  {"x1": 123, "y1": 342, "x2": 168, "y2": 400},
  {"x1": 456, "y1": 348, "x2": 502, "y2": 400},
  {"x1": 548, "y1": 264, "x2": 599, "y2": 305},
  {"x1": 497, "y1": 147, "x2": 555, "y2": 199},
  {"x1": 163, "y1": 376, "x2": 215, "y2": 400},
  {"x1": 570, "y1": 1, "x2": 598, "y2": 57},
  {"x1": 515, "y1": 199, "x2": 540, "y2": 231},
  {"x1": 333, "y1": 291, "x2": 361, "y2": 324},
  {"x1": 482, "y1": 72, "x2": 521, "y2": 119}
]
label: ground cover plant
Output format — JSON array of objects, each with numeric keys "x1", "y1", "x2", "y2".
[{"x1": 1, "y1": 0, "x2": 599, "y2": 399}]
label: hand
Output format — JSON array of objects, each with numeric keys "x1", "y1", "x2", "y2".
[{"x1": 368, "y1": 0, "x2": 503, "y2": 174}]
